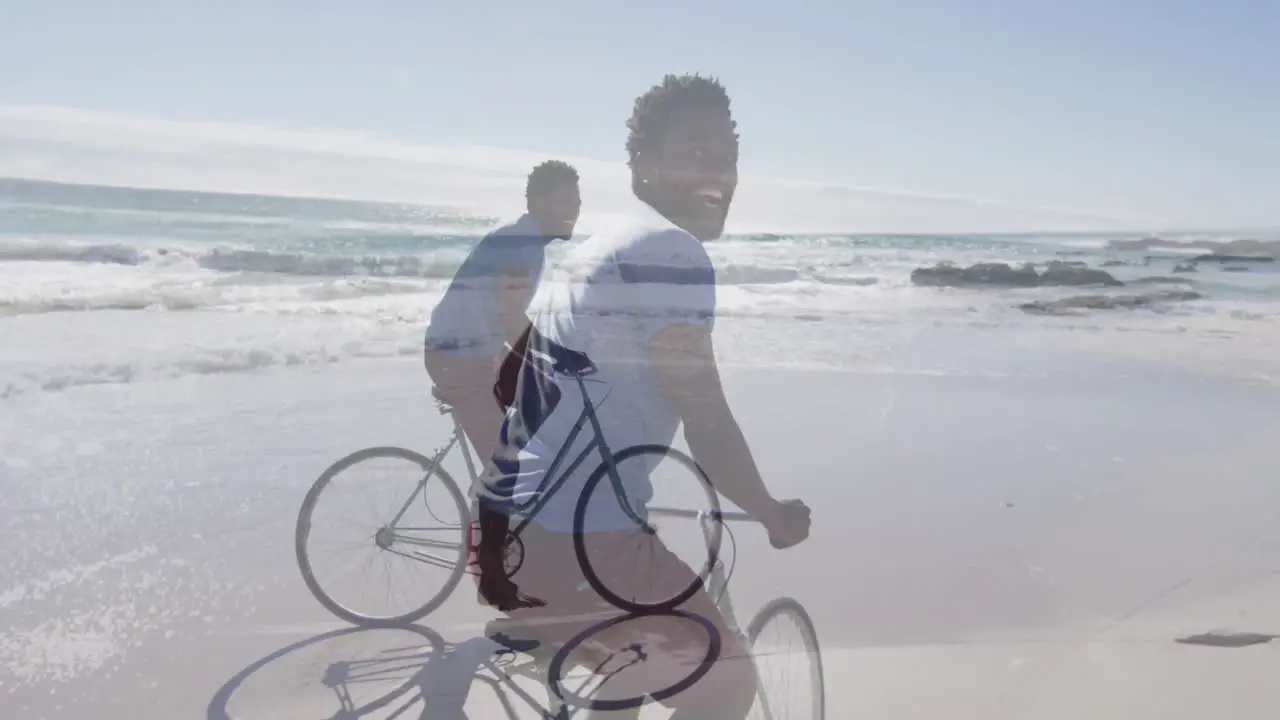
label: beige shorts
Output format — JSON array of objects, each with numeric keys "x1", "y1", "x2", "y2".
[
  {"x1": 504, "y1": 521, "x2": 738, "y2": 656},
  {"x1": 423, "y1": 348, "x2": 501, "y2": 397}
]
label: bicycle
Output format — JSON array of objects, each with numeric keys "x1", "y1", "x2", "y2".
[
  {"x1": 519, "y1": 509, "x2": 825, "y2": 717},
  {"x1": 295, "y1": 345, "x2": 726, "y2": 625},
  {"x1": 283, "y1": 515, "x2": 823, "y2": 718}
]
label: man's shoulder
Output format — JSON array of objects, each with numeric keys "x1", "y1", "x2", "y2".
[
  {"x1": 556, "y1": 222, "x2": 715, "y2": 325},
  {"x1": 480, "y1": 216, "x2": 545, "y2": 247},
  {"x1": 610, "y1": 223, "x2": 714, "y2": 288},
  {"x1": 581, "y1": 213, "x2": 710, "y2": 269},
  {"x1": 462, "y1": 217, "x2": 547, "y2": 274}
]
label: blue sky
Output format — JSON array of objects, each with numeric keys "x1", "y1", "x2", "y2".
[{"x1": 0, "y1": 1, "x2": 1276, "y2": 231}]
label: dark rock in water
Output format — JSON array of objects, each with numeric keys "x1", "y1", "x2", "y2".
[
  {"x1": 1101, "y1": 260, "x2": 1126, "y2": 267},
  {"x1": 910, "y1": 261, "x2": 1117, "y2": 289},
  {"x1": 1132, "y1": 276, "x2": 1193, "y2": 286},
  {"x1": 1018, "y1": 290, "x2": 1201, "y2": 315},
  {"x1": 910, "y1": 261, "x2": 1039, "y2": 288},
  {"x1": 1190, "y1": 253, "x2": 1275, "y2": 263},
  {"x1": 1176, "y1": 632, "x2": 1276, "y2": 648},
  {"x1": 1223, "y1": 266, "x2": 1250, "y2": 273},
  {"x1": 1173, "y1": 262, "x2": 1197, "y2": 273}
]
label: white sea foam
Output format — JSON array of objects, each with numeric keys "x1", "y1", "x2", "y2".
[{"x1": 2, "y1": 179, "x2": 1279, "y2": 399}]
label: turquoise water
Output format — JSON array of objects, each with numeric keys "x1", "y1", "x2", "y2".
[
  {"x1": 1, "y1": 176, "x2": 1278, "y2": 398},
  {"x1": 0, "y1": 176, "x2": 1119, "y2": 258},
  {"x1": 3, "y1": 176, "x2": 1276, "y2": 291}
]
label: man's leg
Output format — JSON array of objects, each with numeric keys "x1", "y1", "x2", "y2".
[
  {"x1": 451, "y1": 397, "x2": 506, "y2": 467},
  {"x1": 611, "y1": 533, "x2": 757, "y2": 720},
  {"x1": 424, "y1": 348, "x2": 506, "y2": 463},
  {"x1": 596, "y1": 587, "x2": 757, "y2": 717},
  {"x1": 511, "y1": 526, "x2": 758, "y2": 720}
]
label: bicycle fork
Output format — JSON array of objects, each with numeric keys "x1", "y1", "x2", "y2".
[{"x1": 699, "y1": 513, "x2": 742, "y2": 636}]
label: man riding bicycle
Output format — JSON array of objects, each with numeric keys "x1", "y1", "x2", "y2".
[
  {"x1": 476, "y1": 73, "x2": 812, "y2": 720},
  {"x1": 423, "y1": 160, "x2": 581, "y2": 465}
]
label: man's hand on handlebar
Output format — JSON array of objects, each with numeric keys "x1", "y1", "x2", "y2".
[{"x1": 760, "y1": 498, "x2": 811, "y2": 549}]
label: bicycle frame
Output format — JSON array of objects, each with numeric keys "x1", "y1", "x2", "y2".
[
  {"x1": 385, "y1": 372, "x2": 649, "y2": 545},
  {"x1": 374, "y1": 505, "x2": 763, "y2": 718},
  {"x1": 651, "y1": 507, "x2": 752, "y2": 634},
  {"x1": 379, "y1": 400, "x2": 479, "y2": 535},
  {"x1": 475, "y1": 510, "x2": 758, "y2": 720},
  {"x1": 496, "y1": 372, "x2": 651, "y2": 538}
]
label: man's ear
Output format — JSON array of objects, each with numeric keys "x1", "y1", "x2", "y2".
[{"x1": 632, "y1": 153, "x2": 658, "y2": 187}]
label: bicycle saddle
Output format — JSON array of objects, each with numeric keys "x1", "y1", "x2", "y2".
[{"x1": 549, "y1": 346, "x2": 597, "y2": 377}]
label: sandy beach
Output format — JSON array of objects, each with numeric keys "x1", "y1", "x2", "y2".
[
  {"x1": 3, "y1": 5, "x2": 1279, "y2": 713},
  {"x1": 5, "y1": 339, "x2": 1280, "y2": 718}
]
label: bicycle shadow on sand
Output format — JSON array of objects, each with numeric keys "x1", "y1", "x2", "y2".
[
  {"x1": 206, "y1": 612, "x2": 725, "y2": 720},
  {"x1": 206, "y1": 624, "x2": 463, "y2": 719}
]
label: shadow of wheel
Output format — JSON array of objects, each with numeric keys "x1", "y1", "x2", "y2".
[
  {"x1": 546, "y1": 609, "x2": 722, "y2": 713},
  {"x1": 206, "y1": 624, "x2": 446, "y2": 720}
]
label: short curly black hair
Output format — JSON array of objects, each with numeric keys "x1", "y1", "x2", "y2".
[
  {"x1": 525, "y1": 160, "x2": 579, "y2": 200},
  {"x1": 625, "y1": 73, "x2": 738, "y2": 167}
]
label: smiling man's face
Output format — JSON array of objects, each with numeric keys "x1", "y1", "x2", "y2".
[{"x1": 636, "y1": 105, "x2": 739, "y2": 241}]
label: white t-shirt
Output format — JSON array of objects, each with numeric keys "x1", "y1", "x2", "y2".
[
  {"x1": 486, "y1": 202, "x2": 716, "y2": 533},
  {"x1": 424, "y1": 214, "x2": 551, "y2": 357}
]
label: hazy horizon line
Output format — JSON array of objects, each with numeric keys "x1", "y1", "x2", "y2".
[
  {"x1": 2, "y1": 173, "x2": 1269, "y2": 240},
  {"x1": 0, "y1": 103, "x2": 1228, "y2": 235}
]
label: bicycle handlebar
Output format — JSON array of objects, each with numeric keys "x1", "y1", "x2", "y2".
[{"x1": 646, "y1": 507, "x2": 755, "y2": 523}]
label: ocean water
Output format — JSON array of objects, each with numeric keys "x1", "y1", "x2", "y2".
[{"x1": 3, "y1": 176, "x2": 1280, "y2": 400}]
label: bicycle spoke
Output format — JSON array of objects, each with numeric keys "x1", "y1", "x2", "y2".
[
  {"x1": 297, "y1": 447, "x2": 470, "y2": 624},
  {"x1": 388, "y1": 529, "x2": 464, "y2": 551},
  {"x1": 380, "y1": 545, "x2": 463, "y2": 572},
  {"x1": 747, "y1": 599, "x2": 823, "y2": 720},
  {"x1": 574, "y1": 444, "x2": 721, "y2": 614}
]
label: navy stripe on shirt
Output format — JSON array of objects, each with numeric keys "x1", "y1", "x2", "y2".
[{"x1": 616, "y1": 261, "x2": 716, "y2": 286}]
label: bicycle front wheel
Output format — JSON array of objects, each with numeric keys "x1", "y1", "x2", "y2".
[
  {"x1": 746, "y1": 597, "x2": 825, "y2": 720},
  {"x1": 573, "y1": 444, "x2": 722, "y2": 614},
  {"x1": 295, "y1": 446, "x2": 469, "y2": 627}
]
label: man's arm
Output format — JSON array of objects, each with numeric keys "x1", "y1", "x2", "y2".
[
  {"x1": 648, "y1": 322, "x2": 781, "y2": 523},
  {"x1": 488, "y1": 264, "x2": 538, "y2": 411},
  {"x1": 494, "y1": 268, "x2": 536, "y2": 348}
]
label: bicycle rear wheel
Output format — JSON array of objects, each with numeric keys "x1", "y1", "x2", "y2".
[
  {"x1": 296, "y1": 446, "x2": 469, "y2": 626},
  {"x1": 573, "y1": 444, "x2": 722, "y2": 614},
  {"x1": 746, "y1": 597, "x2": 825, "y2": 720}
]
